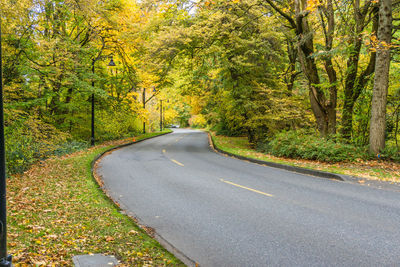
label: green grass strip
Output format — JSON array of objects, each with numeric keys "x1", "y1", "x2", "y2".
[
  {"x1": 8, "y1": 130, "x2": 185, "y2": 266},
  {"x1": 210, "y1": 132, "x2": 400, "y2": 182}
]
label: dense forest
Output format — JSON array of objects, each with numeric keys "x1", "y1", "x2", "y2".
[{"x1": 1, "y1": 0, "x2": 400, "y2": 173}]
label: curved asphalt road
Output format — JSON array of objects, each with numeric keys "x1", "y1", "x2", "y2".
[{"x1": 97, "y1": 129, "x2": 400, "y2": 266}]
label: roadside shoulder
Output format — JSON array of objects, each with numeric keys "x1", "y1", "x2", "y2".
[{"x1": 207, "y1": 131, "x2": 400, "y2": 192}]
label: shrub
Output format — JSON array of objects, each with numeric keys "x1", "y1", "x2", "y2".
[
  {"x1": 379, "y1": 145, "x2": 400, "y2": 161},
  {"x1": 258, "y1": 130, "x2": 370, "y2": 163},
  {"x1": 52, "y1": 141, "x2": 90, "y2": 156},
  {"x1": 189, "y1": 114, "x2": 207, "y2": 128},
  {"x1": 96, "y1": 109, "x2": 141, "y2": 141},
  {"x1": 5, "y1": 117, "x2": 70, "y2": 174}
]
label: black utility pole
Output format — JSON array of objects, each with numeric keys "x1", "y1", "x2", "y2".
[
  {"x1": 142, "y1": 88, "x2": 146, "y2": 134},
  {"x1": 0, "y1": 18, "x2": 12, "y2": 267},
  {"x1": 163, "y1": 105, "x2": 165, "y2": 130},
  {"x1": 91, "y1": 60, "x2": 95, "y2": 146},
  {"x1": 160, "y1": 100, "x2": 163, "y2": 131}
]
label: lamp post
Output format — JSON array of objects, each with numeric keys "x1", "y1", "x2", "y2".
[
  {"x1": 0, "y1": 18, "x2": 12, "y2": 267},
  {"x1": 90, "y1": 56, "x2": 116, "y2": 146},
  {"x1": 160, "y1": 100, "x2": 163, "y2": 131},
  {"x1": 142, "y1": 88, "x2": 146, "y2": 134},
  {"x1": 142, "y1": 86, "x2": 157, "y2": 134},
  {"x1": 91, "y1": 59, "x2": 95, "y2": 146},
  {"x1": 163, "y1": 101, "x2": 166, "y2": 129}
]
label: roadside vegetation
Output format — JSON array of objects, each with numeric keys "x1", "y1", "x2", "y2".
[
  {"x1": 2, "y1": 0, "x2": 400, "y2": 261},
  {"x1": 8, "y1": 131, "x2": 183, "y2": 266},
  {"x1": 211, "y1": 132, "x2": 400, "y2": 182},
  {"x1": 3, "y1": 0, "x2": 400, "y2": 177}
]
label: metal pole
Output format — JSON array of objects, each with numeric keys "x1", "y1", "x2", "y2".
[
  {"x1": 0, "y1": 17, "x2": 12, "y2": 267},
  {"x1": 91, "y1": 60, "x2": 95, "y2": 146},
  {"x1": 142, "y1": 88, "x2": 146, "y2": 134},
  {"x1": 160, "y1": 100, "x2": 163, "y2": 131}
]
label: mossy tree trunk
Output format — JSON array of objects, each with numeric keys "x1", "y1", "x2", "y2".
[{"x1": 369, "y1": 0, "x2": 392, "y2": 154}]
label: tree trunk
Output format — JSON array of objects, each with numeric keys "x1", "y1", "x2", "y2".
[
  {"x1": 325, "y1": 58, "x2": 337, "y2": 135},
  {"x1": 340, "y1": 2, "x2": 377, "y2": 139},
  {"x1": 322, "y1": 0, "x2": 337, "y2": 135},
  {"x1": 264, "y1": 0, "x2": 337, "y2": 137},
  {"x1": 369, "y1": 0, "x2": 392, "y2": 154},
  {"x1": 284, "y1": 38, "x2": 299, "y2": 93},
  {"x1": 295, "y1": 0, "x2": 331, "y2": 137}
]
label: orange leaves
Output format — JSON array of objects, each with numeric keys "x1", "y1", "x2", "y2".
[
  {"x1": 105, "y1": 236, "x2": 114, "y2": 242},
  {"x1": 204, "y1": 0, "x2": 215, "y2": 6},
  {"x1": 365, "y1": 34, "x2": 396, "y2": 52}
]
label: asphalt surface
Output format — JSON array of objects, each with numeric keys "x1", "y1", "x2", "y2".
[{"x1": 97, "y1": 129, "x2": 400, "y2": 266}]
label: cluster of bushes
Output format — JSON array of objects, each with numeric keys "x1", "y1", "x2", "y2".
[
  {"x1": 189, "y1": 114, "x2": 207, "y2": 129},
  {"x1": 257, "y1": 130, "x2": 400, "y2": 163},
  {"x1": 5, "y1": 118, "x2": 89, "y2": 174},
  {"x1": 5, "y1": 112, "x2": 143, "y2": 175},
  {"x1": 95, "y1": 109, "x2": 141, "y2": 141}
]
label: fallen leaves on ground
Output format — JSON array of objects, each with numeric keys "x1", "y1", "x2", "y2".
[{"x1": 8, "y1": 132, "x2": 182, "y2": 266}]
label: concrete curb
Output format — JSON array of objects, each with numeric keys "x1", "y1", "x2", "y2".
[
  {"x1": 207, "y1": 132, "x2": 345, "y2": 181},
  {"x1": 90, "y1": 131, "x2": 198, "y2": 267}
]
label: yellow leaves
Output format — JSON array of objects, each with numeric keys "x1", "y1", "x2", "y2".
[
  {"x1": 128, "y1": 230, "x2": 138, "y2": 235},
  {"x1": 190, "y1": 114, "x2": 207, "y2": 128},
  {"x1": 45, "y1": 235, "x2": 58, "y2": 240},
  {"x1": 306, "y1": 0, "x2": 319, "y2": 11},
  {"x1": 306, "y1": 0, "x2": 322, "y2": 12}
]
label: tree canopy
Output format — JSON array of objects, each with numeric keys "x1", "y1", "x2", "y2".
[{"x1": 1, "y1": 0, "x2": 400, "y2": 172}]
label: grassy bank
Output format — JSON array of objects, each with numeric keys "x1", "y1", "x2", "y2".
[
  {"x1": 211, "y1": 133, "x2": 400, "y2": 182},
  {"x1": 8, "y1": 130, "x2": 184, "y2": 266}
]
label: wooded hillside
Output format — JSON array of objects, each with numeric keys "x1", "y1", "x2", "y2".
[{"x1": 1, "y1": 0, "x2": 400, "y2": 172}]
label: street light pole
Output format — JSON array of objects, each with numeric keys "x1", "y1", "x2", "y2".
[
  {"x1": 160, "y1": 100, "x2": 163, "y2": 131},
  {"x1": 163, "y1": 104, "x2": 165, "y2": 130},
  {"x1": 91, "y1": 59, "x2": 95, "y2": 146},
  {"x1": 0, "y1": 17, "x2": 12, "y2": 267},
  {"x1": 90, "y1": 56, "x2": 116, "y2": 146},
  {"x1": 142, "y1": 88, "x2": 146, "y2": 134}
]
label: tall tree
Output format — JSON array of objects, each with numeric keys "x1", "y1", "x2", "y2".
[
  {"x1": 341, "y1": 0, "x2": 378, "y2": 139},
  {"x1": 369, "y1": 0, "x2": 392, "y2": 154},
  {"x1": 263, "y1": 0, "x2": 338, "y2": 136}
]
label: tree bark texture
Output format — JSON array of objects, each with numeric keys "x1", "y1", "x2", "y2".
[
  {"x1": 263, "y1": 0, "x2": 338, "y2": 137},
  {"x1": 341, "y1": 2, "x2": 377, "y2": 139},
  {"x1": 369, "y1": 0, "x2": 392, "y2": 154}
]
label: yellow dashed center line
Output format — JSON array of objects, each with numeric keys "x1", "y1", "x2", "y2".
[
  {"x1": 162, "y1": 149, "x2": 184, "y2": 166},
  {"x1": 220, "y1": 179, "x2": 274, "y2": 197},
  {"x1": 171, "y1": 159, "x2": 184, "y2": 167}
]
